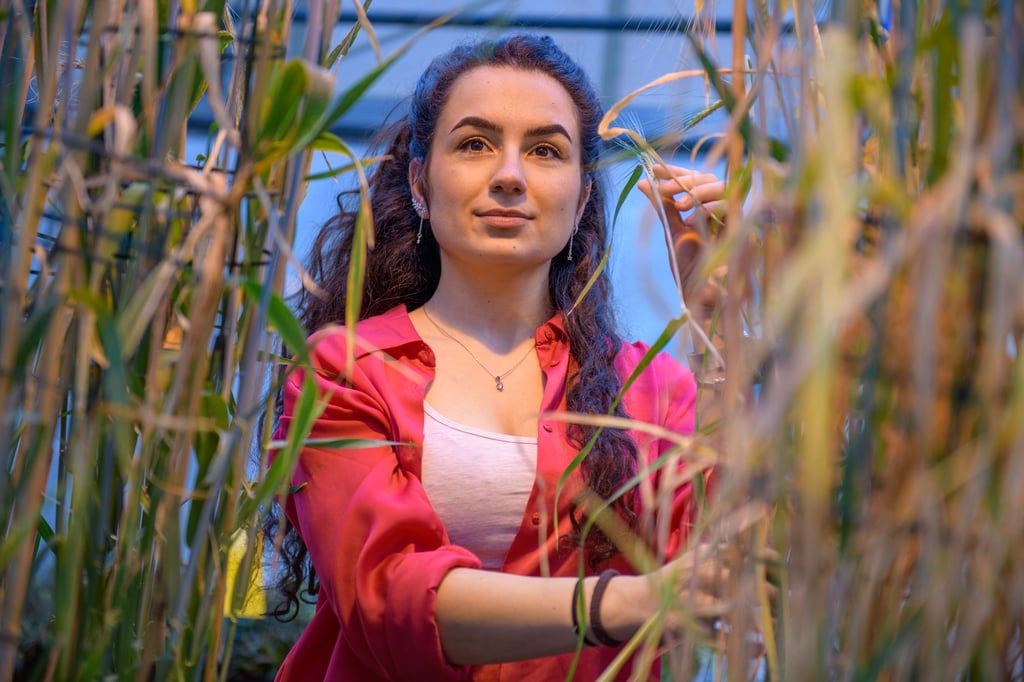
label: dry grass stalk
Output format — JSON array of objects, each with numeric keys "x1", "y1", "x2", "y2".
[{"x1": 596, "y1": 2, "x2": 1024, "y2": 680}]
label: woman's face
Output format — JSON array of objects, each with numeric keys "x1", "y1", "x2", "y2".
[{"x1": 410, "y1": 65, "x2": 591, "y2": 272}]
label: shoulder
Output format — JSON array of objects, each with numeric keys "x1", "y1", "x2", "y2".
[
  {"x1": 308, "y1": 305, "x2": 421, "y2": 362},
  {"x1": 293, "y1": 306, "x2": 430, "y2": 393},
  {"x1": 283, "y1": 306, "x2": 431, "y2": 421},
  {"x1": 304, "y1": 306, "x2": 432, "y2": 383}
]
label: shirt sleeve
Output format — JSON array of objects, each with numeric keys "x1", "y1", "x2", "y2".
[
  {"x1": 619, "y1": 346, "x2": 707, "y2": 561},
  {"x1": 276, "y1": 335, "x2": 482, "y2": 681},
  {"x1": 653, "y1": 350, "x2": 708, "y2": 559}
]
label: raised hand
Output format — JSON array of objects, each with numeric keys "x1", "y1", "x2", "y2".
[{"x1": 637, "y1": 164, "x2": 728, "y2": 343}]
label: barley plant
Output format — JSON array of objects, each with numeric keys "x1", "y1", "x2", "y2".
[
  {"x1": 2, "y1": 0, "x2": 1023, "y2": 681},
  {"x1": 0, "y1": 0, "x2": 429, "y2": 678},
  {"x1": 597, "y1": 0, "x2": 1024, "y2": 680}
]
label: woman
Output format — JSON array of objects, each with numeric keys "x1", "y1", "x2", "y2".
[{"x1": 271, "y1": 33, "x2": 728, "y2": 681}]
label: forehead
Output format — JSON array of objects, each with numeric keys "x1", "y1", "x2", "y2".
[{"x1": 438, "y1": 65, "x2": 581, "y2": 137}]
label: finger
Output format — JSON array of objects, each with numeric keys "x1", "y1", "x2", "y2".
[
  {"x1": 636, "y1": 177, "x2": 655, "y2": 201},
  {"x1": 691, "y1": 199, "x2": 727, "y2": 215},
  {"x1": 667, "y1": 595, "x2": 731, "y2": 641},
  {"x1": 655, "y1": 173, "x2": 721, "y2": 200},
  {"x1": 655, "y1": 179, "x2": 720, "y2": 205},
  {"x1": 637, "y1": 177, "x2": 680, "y2": 209},
  {"x1": 691, "y1": 598, "x2": 730, "y2": 621},
  {"x1": 683, "y1": 200, "x2": 728, "y2": 231},
  {"x1": 671, "y1": 181, "x2": 727, "y2": 212},
  {"x1": 677, "y1": 561, "x2": 728, "y2": 587},
  {"x1": 637, "y1": 179, "x2": 690, "y2": 232},
  {"x1": 648, "y1": 164, "x2": 701, "y2": 180},
  {"x1": 674, "y1": 558, "x2": 731, "y2": 593},
  {"x1": 660, "y1": 592, "x2": 730, "y2": 636}
]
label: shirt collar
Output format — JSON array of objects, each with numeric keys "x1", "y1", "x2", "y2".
[{"x1": 336, "y1": 305, "x2": 569, "y2": 362}]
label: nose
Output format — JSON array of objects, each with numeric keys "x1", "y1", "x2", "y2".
[{"x1": 489, "y1": 148, "x2": 526, "y2": 195}]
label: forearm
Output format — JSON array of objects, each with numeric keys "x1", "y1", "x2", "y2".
[{"x1": 435, "y1": 568, "x2": 654, "y2": 666}]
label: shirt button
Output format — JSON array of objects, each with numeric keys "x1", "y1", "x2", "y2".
[
  {"x1": 531, "y1": 513, "x2": 541, "y2": 525},
  {"x1": 543, "y1": 329, "x2": 555, "y2": 341}
]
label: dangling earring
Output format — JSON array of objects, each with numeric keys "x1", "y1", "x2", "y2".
[
  {"x1": 412, "y1": 198, "x2": 427, "y2": 245},
  {"x1": 567, "y1": 223, "x2": 579, "y2": 261}
]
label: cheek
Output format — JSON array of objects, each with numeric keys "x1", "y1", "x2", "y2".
[
  {"x1": 555, "y1": 179, "x2": 584, "y2": 213},
  {"x1": 427, "y1": 168, "x2": 472, "y2": 205}
]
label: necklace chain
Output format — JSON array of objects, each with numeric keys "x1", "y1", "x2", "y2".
[{"x1": 422, "y1": 307, "x2": 536, "y2": 392}]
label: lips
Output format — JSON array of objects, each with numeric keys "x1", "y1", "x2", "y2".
[
  {"x1": 477, "y1": 208, "x2": 531, "y2": 228},
  {"x1": 478, "y1": 209, "x2": 530, "y2": 219}
]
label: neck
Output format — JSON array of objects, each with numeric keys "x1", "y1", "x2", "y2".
[{"x1": 425, "y1": 263, "x2": 553, "y2": 350}]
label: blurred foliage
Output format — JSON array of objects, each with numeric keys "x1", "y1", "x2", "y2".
[
  {"x1": 594, "y1": 0, "x2": 1024, "y2": 680},
  {"x1": 2, "y1": 0, "x2": 1023, "y2": 681},
  {"x1": 0, "y1": 0, "x2": 421, "y2": 679}
]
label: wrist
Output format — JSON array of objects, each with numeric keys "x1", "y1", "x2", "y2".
[{"x1": 594, "y1": 572, "x2": 656, "y2": 645}]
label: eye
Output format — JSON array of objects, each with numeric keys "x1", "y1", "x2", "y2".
[
  {"x1": 531, "y1": 143, "x2": 563, "y2": 159},
  {"x1": 459, "y1": 138, "x2": 489, "y2": 153}
]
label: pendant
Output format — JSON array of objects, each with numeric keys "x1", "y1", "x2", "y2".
[{"x1": 495, "y1": 376, "x2": 504, "y2": 391}]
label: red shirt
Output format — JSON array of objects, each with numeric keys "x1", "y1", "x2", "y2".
[{"x1": 274, "y1": 306, "x2": 701, "y2": 681}]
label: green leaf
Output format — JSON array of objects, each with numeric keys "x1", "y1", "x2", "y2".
[
  {"x1": 255, "y1": 59, "x2": 336, "y2": 168},
  {"x1": 0, "y1": 514, "x2": 39, "y2": 572},
  {"x1": 193, "y1": 392, "x2": 231, "y2": 485},
  {"x1": 323, "y1": 0, "x2": 372, "y2": 66},
  {"x1": 686, "y1": 35, "x2": 789, "y2": 163},
  {"x1": 310, "y1": 130, "x2": 355, "y2": 155},
  {"x1": 115, "y1": 259, "x2": 174, "y2": 358},
  {"x1": 96, "y1": 310, "x2": 138, "y2": 479},
  {"x1": 266, "y1": 436, "x2": 406, "y2": 450},
  {"x1": 14, "y1": 298, "x2": 58, "y2": 372},
  {"x1": 319, "y1": 49, "x2": 406, "y2": 132},
  {"x1": 304, "y1": 152, "x2": 387, "y2": 182},
  {"x1": 241, "y1": 280, "x2": 309, "y2": 361},
  {"x1": 345, "y1": 195, "x2": 370, "y2": 334},
  {"x1": 258, "y1": 61, "x2": 308, "y2": 145},
  {"x1": 614, "y1": 164, "x2": 644, "y2": 226},
  {"x1": 238, "y1": 373, "x2": 326, "y2": 523},
  {"x1": 568, "y1": 164, "x2": 641, "y2": 314},
  {"x1": 30, "y1": 515, "x2": 59, "y2": 572},
  {"x1": 926, "y1": 11, "x2": 955, "y2": 186},
  {"x1": 292, "y1": 64, "x2": 334, "y2": 136}
]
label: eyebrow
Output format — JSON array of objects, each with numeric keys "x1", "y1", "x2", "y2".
[{"x1": 449, "y1": 116, "x2": 573, "y2": 142}]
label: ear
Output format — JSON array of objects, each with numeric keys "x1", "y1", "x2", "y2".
[
  {"x1": 409, "y1": 158, "x2": 428, "y2": 217},
  {"x1": 574, "y1": 176, "x2": 593, "y2": 225}
]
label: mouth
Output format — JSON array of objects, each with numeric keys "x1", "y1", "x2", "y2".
[
  {"x1": 476, "y1": 209, "x2": 532, "y2": 228},
  {"x1": 477, "y1": 209, "x2": 531, "y2": 219}
]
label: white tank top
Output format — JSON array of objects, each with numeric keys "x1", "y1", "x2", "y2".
[{"x1": 420, "y1": 402, "x2": 538, "y2": 570}]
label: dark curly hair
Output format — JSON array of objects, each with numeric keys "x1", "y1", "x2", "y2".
[{"x1": 268, "y1": 33, "x2": 639, "y2": 620}]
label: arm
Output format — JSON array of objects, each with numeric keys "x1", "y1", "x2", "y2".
[
  {"x1": 438, "y1": 347, "x2": 722, "y2": 666},
  {"x1": 435, "y1": 569, "x2": 655, "y2": 665},
  {"x1": 638, "y1": 165, "x2": 729, "y2": 427},
  {"x1": 278, "y1": 334, "x2": 482, "y2": 680}
]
